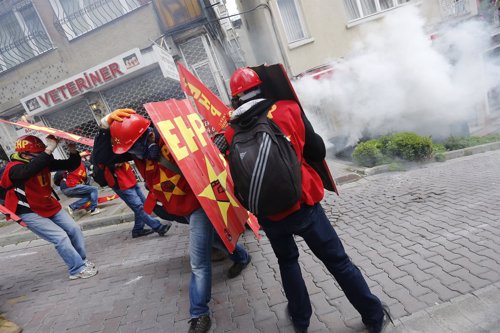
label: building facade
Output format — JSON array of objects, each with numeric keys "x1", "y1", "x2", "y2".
[{"x1": 0, "y1": 0, "x2": 240, "y2": 160}]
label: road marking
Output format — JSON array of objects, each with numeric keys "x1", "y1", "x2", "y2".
[{"x1": 124, "y1": 276, "x2": 143, "y2": 285}]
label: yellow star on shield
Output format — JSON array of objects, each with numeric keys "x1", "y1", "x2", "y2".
[
  {"x1": 198, "y1": 157, "x2": 239, "y2": 226},
  {"x1": 153, "y1": 168, "x2": 185, "y2": 201}
]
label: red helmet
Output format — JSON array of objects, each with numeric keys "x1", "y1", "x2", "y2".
[
  {"x1": 110, "y1": 113, "x2": 151, "y2": 154},
  {"x1": 230, "y1": 68, "x2": 262, "y2": 97},
  {"x1": 15, "y1": 135, "x2": 46, "y2": 153}
]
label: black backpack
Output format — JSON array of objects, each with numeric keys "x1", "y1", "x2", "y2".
[
  {"x1": 228, "y1": 110, "x2": 302, "y2": 216},
  {"x1": 53, "y1": 170, "x2": 67, "y2": 186}
]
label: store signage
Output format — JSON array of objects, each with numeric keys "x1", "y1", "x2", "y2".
[
  {"x1": 21, "y1": 48, "x2": 144, "y2": 115},
  {"x1": 153, "y1": 44, "x2": 179, "y2": 81}
]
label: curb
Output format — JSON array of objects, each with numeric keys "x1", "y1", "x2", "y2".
[{"x1": 0, "y1": 212, "x2": 135, "y2": 247}]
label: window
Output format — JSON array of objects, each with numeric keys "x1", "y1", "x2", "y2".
[
  {"x1": 0, "y1": 2, "x2": 52, "y2": 73},
  {"x1": 276, "y1": 0, "x2": 308, "y2": 44},
  {"x1": 50, "y1": 0, "x2": 143, "y2": 40},
  {"x1": 344, "y1": 0, "x2": 411, "y2": 21}
]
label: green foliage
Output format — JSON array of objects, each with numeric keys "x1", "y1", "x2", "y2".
[
  {"x1": 441, "y1": 134, "x2": 500, "y2": 151},
  {"x1": 351, "y1": 139, "x2": 384, "y2": 167},
  {"x1": 384, "y1": 132, "x2": 433, "y2": 161},
  {"x1": 434, "y1": 153, "x2": 446, "y2": 162}
]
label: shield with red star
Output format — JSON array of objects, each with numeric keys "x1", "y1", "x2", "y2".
[{"x1": 144, "y1": 99, "x2": 260, "y2": 252}]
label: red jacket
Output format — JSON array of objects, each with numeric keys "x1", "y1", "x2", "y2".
[
  {"x1": 225, "y1": 100, "x2": 324, "y2": 220},
  {"x1": 64, "y1": 162, "x2": 88, "y2": 187},
  {"x1": 134, "y1": 142, "x2": 200, "y2": 216},
  {"x1": 104, "y1": 162, "x2": 137, "y2": 190}
]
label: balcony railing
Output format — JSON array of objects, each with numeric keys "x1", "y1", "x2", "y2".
[{"x1": 53, "y1": 0, "x2": 147, "y2": 40}]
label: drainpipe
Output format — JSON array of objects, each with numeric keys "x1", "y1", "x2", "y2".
[{"x1": 258, "y1": 0, "x2": 293, "y2": 75}]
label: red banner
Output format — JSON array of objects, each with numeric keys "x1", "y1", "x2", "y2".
[
  {"x1": 79, "y1": 194, "x2": 119, "y2": 210},
  {"x1": 0, "y1": 203, "x2": 26, "y2": 227},
  {"x1": 177, "y1": 63, "x2": 231, "y2": 133},
  {"x1": 145, "y1": 99, "x2": 259, "y2": 252},
  {"x1": 0, "y1": 119, "x2": 94, "y2": 146}
]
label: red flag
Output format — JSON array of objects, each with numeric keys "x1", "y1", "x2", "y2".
[
  {"x1": 0, "y1": 204, "x2": 26, "y2": 227},
  {"x1": 78, "y1": 194, "x2": 119, "y2": 210},
  {"x1": 145, "y1": 99, "x2": 260, "y2": 252},
  {"x1": 177, "y1": 63, "x2": 231, "y2": 133},
  {"x1": 0, "y1": 119, "x2": 94, "y2": 146}
]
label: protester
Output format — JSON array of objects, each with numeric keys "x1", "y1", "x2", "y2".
[
  {"x1": 60, "y1": 155, "x2": 102, "y2": 217},
  {"x1": 102, "y1": 109, "x2": 251, "y2": 333},
  {"x1": 0, "y1": 135, "x2": 97, "y2": 280},
  {"x1": 218, "y1": 67, "x2": 392, "y2": 333},
  {"x1": 103, "y1": 161, "x2": 170, "y2": 238}
]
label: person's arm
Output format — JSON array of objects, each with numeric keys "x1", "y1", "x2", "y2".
[
  {"x1": 9, "y1": 153, "x2": 52, "y2": 181},
  {"x1": 49, "y1": 142, "x2": 81, "y2": 172},
  {"x1": 301, "y1": 111, "x2": 326, "y2": 162}
]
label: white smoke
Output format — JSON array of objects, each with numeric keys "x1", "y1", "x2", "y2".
[{"x1": 293, "y1": 5, "x2": 500, "y2": 153}]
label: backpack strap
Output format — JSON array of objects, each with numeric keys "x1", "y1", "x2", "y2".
[{"x1": 158, "y1": 156, "x2": 182, "y2": 175}]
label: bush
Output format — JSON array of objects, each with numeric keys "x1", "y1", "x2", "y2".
[
  {"x1": 441, "y1": 135, "x2": 500, "y2": 151},
  {"x1": 384, "y1": 132, "x2": 433, "y2": 161},
  {"x1": 352, "y1": 140, "x2": 384, "y2": 167}
]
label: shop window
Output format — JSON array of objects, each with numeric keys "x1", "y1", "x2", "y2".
[
  {"x1": 276, "y1": 0, "x2": 308, "y2": 44},
  {"x1": 344, "y1": 0, "x2": 412, "y2": 21},
  {"x1": 50, "y1": 0, "x2": 143, "y2": 40},
  {"x1": 0, "y1": 2, "x2": 53, "y2": 73}
]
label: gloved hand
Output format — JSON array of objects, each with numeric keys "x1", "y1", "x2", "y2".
[
  {"x1": 101, "y1": 108, "x2": 135, "y2": 128},
  {"x1": 45, "y1": 135, "x2": 59, "y2": 155},
  {"x1": 213, "y1": 133, "x2": 229, "y2": 154}
]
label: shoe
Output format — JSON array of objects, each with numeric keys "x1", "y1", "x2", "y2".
[
  {"x1": 132, "y1": 229, "x2": 155, "y2": 238},
  {"x1": 188, "y1": 315, "x2": 211, "y2": 333},
  {"x1": 156, "y1": 223, "x2": 171, "y2": 237},
  {"x1": 211, "y1": 248, "x2": 227, "y2": 262},
  {"x1": 227, "y1": 254, "x2": 251, "y2": 279},
  {"x1": 0, "y1": 314, "x2": 22, "y2": 333},
  {"x1": 69, "y1": 266, "x2": 98, "y2": 280},
  {"x1": 366, "y1": 303, "x2": 394, "y2": 333},
  {"x1": 67, "y1": 206, "x2": 74, "y2": 217},
  {"x1": 89, "y1": 208, "x2": 102, "y2": 215},
  {"x1": 84, "y1": 260, "x2": 95, "y2": 269}
]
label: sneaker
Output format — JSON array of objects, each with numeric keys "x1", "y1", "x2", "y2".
[
  {"x1": 132, "y1": 228, "x2": 155, "y2": 238},
  {"x1": 156, "y1": 223, "x2": 171, "y2": 237},
  {"x1": 84, "y1": 260, "x2": 95, "y2": 269},
  {"x1": 67, "y1": 206, "x2": 74, "y2": 217},
  {"x1": 366, "y1": 303, "x2": 394, "y2": 333},
  {"x1": 69, "y1": 266, "x2": 98, "y2": 280},
  {"x1": 188, "y1": 315, "x2": 211, "y2": 333},
  {"x1": 227, "y1": 254, "x2": 251, "y2": 279},
  {"x1": 89, "y1": 208, "x2": 102, "y2": 216}
]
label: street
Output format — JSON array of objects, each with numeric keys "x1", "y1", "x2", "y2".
[{"x1": 1, "y1": 150, "x2": 500, "y2": 333}]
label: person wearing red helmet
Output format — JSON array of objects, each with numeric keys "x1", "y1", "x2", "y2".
[
  {"x1": 100, "y1": 109, "x2": 251, "y2": 333},
  {"x1": 60, "y1": 158, "x2": 102, "y2": 217},
  {"x1": 220, "y1": 67, "x2": 391, "y2": 333},
  {"x1": 0, "y1": 135, "x2": 98, "y2": 280}
]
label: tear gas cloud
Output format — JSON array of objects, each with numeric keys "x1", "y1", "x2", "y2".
[{"x1": 293, "y1": 5, "x2": 500, "y2": 152}]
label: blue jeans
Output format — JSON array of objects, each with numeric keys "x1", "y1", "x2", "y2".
[
  {"x1": 20, "y1": 210, "x2": 87, "y2": 275},
  {"x1": 61, "y1": 183, "x2": 99, "y2": 211},
  {"x1": 259, "y1": 203, "x2": 383, "y2": 329},
  {"x1": 113, "y1": 184, "x2": 162, "y2": 232},
  {"x1": 188, "y1": 208, "x2": 249, "y2": 318}
]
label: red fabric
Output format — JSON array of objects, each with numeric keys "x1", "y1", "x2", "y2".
[
  {"x1": 133, "y1": 142, "x2": 200, "y2": 216},
  {"x1": 104, "y1": 162, "x2": 137, "y2": 190},
  {"x1": 64, "y1": 162, "x2": 87, "y2": 187},
  {"x1": 1, "y1": 162, "x2": 61, "y2": 217},
  {"x1": 225, "y1": 100, "x2": 324, "y2": 220}
]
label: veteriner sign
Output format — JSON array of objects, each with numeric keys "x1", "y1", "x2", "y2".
[{"x1": 21, "y1": 48, "x2": 144, "y2": 115}]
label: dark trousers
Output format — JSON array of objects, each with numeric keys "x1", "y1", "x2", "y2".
[{"x1": 260, "y1": 203, "x2": 383, "y2": 329}]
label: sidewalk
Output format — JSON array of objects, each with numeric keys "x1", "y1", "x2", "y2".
[{"x1": 1, "y1": 143, "x2": 500, "y2": 332}]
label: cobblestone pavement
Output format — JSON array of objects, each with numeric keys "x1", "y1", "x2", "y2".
[{"x1": 0, "y1": 150, "x2": 499, "y2": 333}]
